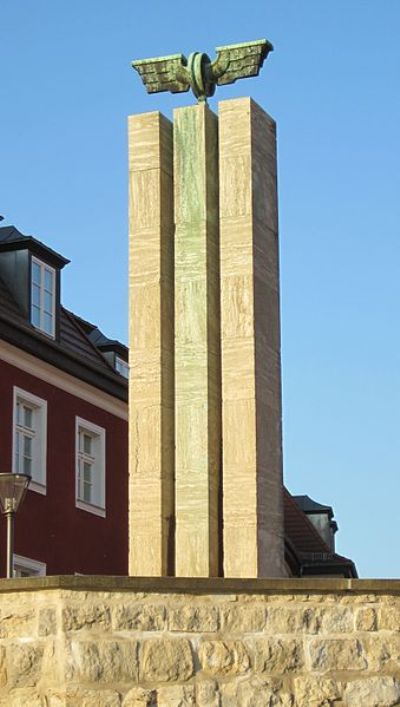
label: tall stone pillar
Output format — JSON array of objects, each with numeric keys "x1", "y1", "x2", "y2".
[
  {"x1": 174, "y1": 104, "x2": 221, "y2": 577},
  {"x1": 128, "y1": 111, "x2": 175, "y2": 576},
  {"x1": 219, "y1": 98, "x2": 284, "y2": 577}
]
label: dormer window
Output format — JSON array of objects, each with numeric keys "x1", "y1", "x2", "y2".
[{"x1": 31, "y1": 257, "x2": 56, "y2": 337}]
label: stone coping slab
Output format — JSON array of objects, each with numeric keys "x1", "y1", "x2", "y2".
[{"x1": 0, "y1": 575, "x2": 399, "y2": 595}]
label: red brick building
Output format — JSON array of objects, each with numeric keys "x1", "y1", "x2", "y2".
[{"x1": 0, "y1": 225, "x2": 128, "y2": 577}]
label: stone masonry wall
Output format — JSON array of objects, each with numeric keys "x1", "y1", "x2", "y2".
[{"x1": 0, "y1": 577, "x2": 399, "y2": 706}]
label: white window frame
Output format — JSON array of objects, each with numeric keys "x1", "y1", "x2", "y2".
[
  {"x1": 115, "y1": 355, "x2": 129, "y2": 379},
  {"x1": 13, "y1": 554, "x2": 46, "y2": 577},
  {"x1": 75, "y1": 417, "x2": 106, "y2": 517},
  {"x1": 12, "y1": 387, "x2": 47, "y2": 494},
  {"x1": 31, "y1": 256, "x2": 56, "y2": 338}
]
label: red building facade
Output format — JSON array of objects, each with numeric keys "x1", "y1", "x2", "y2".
[{"x1": 0, "y1": 226, "x2": 128, "y2": 577}]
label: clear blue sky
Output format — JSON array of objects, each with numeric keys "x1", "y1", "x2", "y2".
[{"x1": 1, "y1": 1, "x2": 399, "y2": 578}]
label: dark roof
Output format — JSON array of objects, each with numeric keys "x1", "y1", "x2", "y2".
[
  {"x1": 0, "y1": 275, "x2": 127, "y2": 401},
  {"x1": 67, "y1": 312, "x2": 128, "y2": 360},
  {"x1": 0, "y1": 226, "x2": 70, "y2": 269},
  {"x1": 293, "y1": 494, "x2": 334, "y2": 519},
  {"x1": 284, "y1": 488, "x2": 357, "y2": 578}
]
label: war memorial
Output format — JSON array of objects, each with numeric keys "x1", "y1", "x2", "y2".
[{"x1": 0, "y1": 40, "x2": 399, "y2": 706}]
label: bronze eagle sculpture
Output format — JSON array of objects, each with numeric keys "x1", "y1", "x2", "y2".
[{"x1": 132, "y1": 39, "x2": 273, "y2": 103}]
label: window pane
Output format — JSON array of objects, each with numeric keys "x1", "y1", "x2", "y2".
[
  {"x1": 32, "y1": 284, "x2": 40, "y2": 307},
  {"x1": 24, "y1": 457, "x2": 32, "y2": 476},
  {"x1": 23, "y1": 435, "x2": 32, "y2": 458},
  {"x1": 24, "y1": 406, "x2": 33, "y2": 429},
  {"x1": 32, "y1": 305, "x2": 41, "y2": 327},
  {"x1": 32, "y1": 262, "x2": 41, "y2": 285},
  {"x1": 83, "y1": 434, "x2": 92, "y2": 455},
  {"x1": 44, "y1": 312, "x2": 53, "y2": 335},
  {"x1": 44, "y1": 290, "x2": 53, "y2": 314},
  {"x1": 44, "y1": 267, "x2": 53, "y2": 292},
  {"x1": 83, "y1": 461, "x2": 92, "y2": 483}
]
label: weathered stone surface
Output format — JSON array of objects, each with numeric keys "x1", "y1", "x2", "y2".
[
  {"x1": 139, "y1": 639, "x2": 193, "y2": 683},
  {"x1": 253, "y1": 638, "x2": 304, "y2": 674},
  {"x1": 63, "y1": 604, "x2": 111, "y2": 631},
  {"x1": 309, "y1": 638, "x2": 367, "y2": 672},
  {"x1": 195, "y1": 680, "x2": 219, "y2": 707},
  {"x1": 320, "y1": 606, "x2": 353, "y2": 633},
  {"x1": 7, "y1": 641, "x2": 44, "y2": 688},
  {"x1": 221, "y1": 604, "x2": 267, "y2": 633},
  {"x1": 123, "y1": 687, "x2": 156, "y2": 706},
  {"x1": 66, "y1": 640, "x2": 138, "y2": 683},
  {"x1": 39, "y1": 607, "x2": 57, "y2": 636},
  {"x1": 293, "y1": 676, "x2": 342, "y2": 706},
  {"x1": 266, "y1": 606, "x2": 303, "y2": 634},
  {"x1": 0, "y1": 690, "x2": 44, "y2": 707},
  {"x1": 157, "y1": 685, "x2": 195, "y2": 706},
  {"x1": 199, "y1": 640, "x2": 250, "y2": 676},
  {"x1": 60, "y1": 688, "x2": 121, "y2": 706},
  {"x1": 344, "y1": 676, "x2": 400, "y2": 706},
  {"x1": 236, "y1": 676, "x2": 293, "y2": 706},
  {"x1": 0, "y1": 607, "x2": 35, "y2": 638},
  {"x1": 113, "y1": 604, "x2": 165, "y2": 631},
  {"x1": 0, "y1": 645, "x2": 7, "y2": 688},
  {"x1": 379, "y1": 605, "x2": 400, "y2": 631},
  {"x1": 363, "y1": 634, "x2": 400, "y2": 671},
  {"x1": 168, "y1": 605, "x2": 218, "y2": 632},
  {"x1": 356, "y1": 607, "x2": 377, "y2": 632}
]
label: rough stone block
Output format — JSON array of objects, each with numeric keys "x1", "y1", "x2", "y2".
[
  {"x1": 157, "y1": 685, "x2": 195, "y2": 706},
  {"x1": 62, "y1": 604, "x2": 111, "y2": 631},
  {"x1": 139, "y1": 639, "x2": 193, "y2": 683},
  {"x1": 7, "y1": 641, "x2": 44, "y2": 688},
  {"x1": 344, "y1": 676, "x2": 400, "y2": 706},
  {"x1": 308, "y1": 638, "x2": 367, "y2": 672},
  {"x1": 356, "y1": 607, "x2": 377, "y2": 632},
  {"x1": 39, "y1": 607, "x2": 57, "y2": 637},
  {"x1": 66, "y1": 640, "x2": 138, "y2": 683},
  {"x1": 253, "y1": 638, "x2": 303, "y2": 674},
  {"x1": 220, "y1": 604, "x2": 267, "y2": 633},
  {"x1": 123, "y1": 687, "x2": 157, "y2": 706},
  {"x1": 113, "y1": 604, "x2": 166, "y2": 632},
  {"x1": 293, "y1": 676, "x2": 342, "y2": 706},
  {"x1": 168, "y1": 605, "x2": 219, "y2": 632},
  {"x1": 199, "y1": 640, "x2": 251, "y2": 677}
]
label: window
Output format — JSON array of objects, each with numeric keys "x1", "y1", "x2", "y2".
[
  {"x1": 13, "y1": 388, "x2": 47, "y2": 494},
  {"x1": 13, "y1": 555, "x2": 46, "y2": 578},
  {"x1": 75, "y1": 417, "x2": 106, "y2": 517},
  {"x1": 31, "y1": 257, "x2": 56, "y2": 337},
  {"x1": 115, "y1": 356, "x2": 129, "y2": 379}
]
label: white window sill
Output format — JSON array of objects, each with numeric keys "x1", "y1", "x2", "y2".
[
  {"x1": 76, "y1": 499, "x2": 106, "y2": 518},
  {"x1": 28, "y1": 480, "x2": 47, "y2": 496}
]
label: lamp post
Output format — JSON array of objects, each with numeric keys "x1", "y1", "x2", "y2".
[{"x1": 0, "y1": 473, "x2": 31, "y2": 578}]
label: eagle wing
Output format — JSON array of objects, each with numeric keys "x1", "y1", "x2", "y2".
[
  {"x1": 211, "y1": 39, "x2": 273, "y2": 87},
  {"x1": 132, "y1": 54, "x2": 190, "y2": 95}
]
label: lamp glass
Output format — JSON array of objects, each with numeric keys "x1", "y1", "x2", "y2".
[{"x1": 0, "y1": 473, "x2": 31, "y2": 514}]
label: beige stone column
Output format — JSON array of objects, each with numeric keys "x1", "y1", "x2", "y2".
[
  {"x1": 174, "y1": 104, "x2": 221, "y2": 577},
  {"x1": 219, "y1": 98, "x2": 285, "y2": 577},
  {"x1": 128, "y1": 111, "x2": 174, "y2": 576}
]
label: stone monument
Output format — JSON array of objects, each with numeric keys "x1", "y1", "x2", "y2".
[{"x1": 129, "y1": 40, "x2": 285, "y2": 577}]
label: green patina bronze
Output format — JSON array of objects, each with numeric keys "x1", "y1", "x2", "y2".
[{"x1": 132, "y1": 39, "x2": 273, "y2": 103}]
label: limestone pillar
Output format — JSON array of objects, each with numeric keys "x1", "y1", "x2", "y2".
[
  {"x1": 174, "y1": 104, "x2": 221, "y2": 577},
  {"x1": 128, "y1": 111, "x2": 174, "y2": 576},
  {"x1": 219, "y1": 98, "x2": 284, "y2": 577}
]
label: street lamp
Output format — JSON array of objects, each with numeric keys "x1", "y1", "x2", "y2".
[{"x1": 0, "y1": 473, "x2": 31, "y2": 578}]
